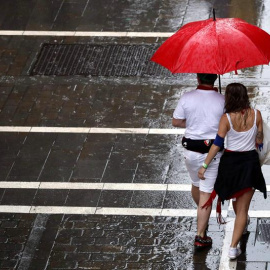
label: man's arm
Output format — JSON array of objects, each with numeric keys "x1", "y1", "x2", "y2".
[{"x1": 172, "y1": 118, "x2": 186, "y2": 128}]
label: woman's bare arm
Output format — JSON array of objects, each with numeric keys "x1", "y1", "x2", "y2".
[
  {"x1": 198, "y1": 114, "x2": 229, "y2": 180},
  {"x1": 256, "y1": 110, "x2": 263, "y2": 145}
]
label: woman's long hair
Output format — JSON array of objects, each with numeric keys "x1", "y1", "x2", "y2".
[
  {"x1": 225, "y1": 83, "x2": 250, "y2": 113},
  {"x1": 225, "y1": 83, "x2": 251, "y2": 128}
]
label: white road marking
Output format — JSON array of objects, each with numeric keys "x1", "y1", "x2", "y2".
[
  {"x1": 31, "y1": 127, "x2": 91, "y2": 133},
  {"x1": 0, "y1": 126, "x2": 185, "y2": 134},
  {"x1": 0, "y1": 30, "x2": 24, "y2": 35},
  {"x1": 0, "y1": 205, "x2": 268, "y2": 217},
  {"x1": 103, "y1": 183, "x2": 168, "y2": 191},
  {"x1": 0, "y1": 30, "x2": 174, "y2": 37},
  {"x1": 30, "y1": 206, "x2": 96, "y2": 214},
  {"x1": 167, "y1": 184, "x2": 192, "y2": 191},
  {"x1": 0, "y1": 182, "x2": 40, "y2": 189},
  {"x1": 0, "y1": 182, "x2": 189, "y2": 191},
  {"x1": 95, "y1": 207, "x2": 162, "y2": 216},
  {"x1": 148, "y1": 128, "x2": 185, "y2": 134},
  {"x1": 0, "y1": 205, "x2": 210, "y2": 216},
  {"x1": 0, "y1": 181, "x2": 173, "y2": 190},
  {"x1": 245, "y1": 210, "x2": 270, "y2": 217},
  {"x1": 0, "y1": 126, "x2": 32, "y2": 132},
  {"x1": 0, "y1": 205, "x2": 31, "y2": 213},
  {"x1": 0, "y1": 182, "x2": 269, "y2": 192},
  {"x1": 39, "y1": 182, "x2": 104, "y2": 190},
  {"x1": 219, "y1": 217, "x2": 237, "y2": 270},
  {"x1": 89, "y1": 127, "x2": 150, "y2": 134},
  {"x1": 161, "y1": 209, "x2": 228, "y2": 217}
]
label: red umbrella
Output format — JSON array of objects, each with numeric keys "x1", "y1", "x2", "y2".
[{"x1": 151, "y1": 13, "x2": 270, "y2": 76}]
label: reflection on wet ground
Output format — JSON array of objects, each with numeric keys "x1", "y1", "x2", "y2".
[{"x1": 0, "y1": 0, "x2": 270, "y2": 269}]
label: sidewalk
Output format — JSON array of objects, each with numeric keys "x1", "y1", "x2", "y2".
[{"x1": 0, "y1": 0, "x2": 270, "y2": 269}]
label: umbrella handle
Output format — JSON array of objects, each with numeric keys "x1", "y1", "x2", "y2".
[
  {"x1": 218, "y1": 75, "x2": 221, "y2": 93},
  {"x1": 213, "y1": 8, "x2": 216, "y2": 21}
]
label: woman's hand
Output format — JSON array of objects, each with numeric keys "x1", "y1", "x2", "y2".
[{"x1": 198, "y1": 167, "x2": 206, "y2": 180}]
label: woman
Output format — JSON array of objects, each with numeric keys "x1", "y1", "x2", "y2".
[{"x1": 198, "y1": 83, "x2": 267, "y2": 259}]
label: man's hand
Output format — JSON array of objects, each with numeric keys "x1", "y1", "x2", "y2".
[{"x1": 198, "y1": 167, "x2": 206, "y2": 180}]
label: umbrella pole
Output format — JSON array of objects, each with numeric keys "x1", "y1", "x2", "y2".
[
  {"x1": 214, "y1": 9, "x2": 221, "y2": 93},
  {"x1": 218, "y1": 75, "x2": 221, "y2": 93},
  {"x1": 213, "y1": 8, "x2": 216, "y2": 21}
]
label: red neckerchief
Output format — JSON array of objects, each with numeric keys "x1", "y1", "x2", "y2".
[{"x1": 197, "y1": 85, "x2": 218, "y2": 92}]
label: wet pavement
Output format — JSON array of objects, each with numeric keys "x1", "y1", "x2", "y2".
[{"x1": 0, "y1": 0, "x2": 270, "y2": 269}]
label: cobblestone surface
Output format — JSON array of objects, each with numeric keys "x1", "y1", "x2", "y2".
[
  {"x1": 1, "y1": 213, "x2": 270, "y2": 269},
  {"x1": 0, "y1": 214, "x2": 36, "y2": 269},
  {"x1": 0, "y1": 214, "x2": 225, "y2": 269},
  {"x1": 1, "y1": 0, "x2": 270, "y2": 269}
]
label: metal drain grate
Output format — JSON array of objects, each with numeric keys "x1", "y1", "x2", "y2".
[
  {"x1": 257, "y1": 219, "x2": 270, "y2": 243},
  {"x1": 30, "y1": 44, "x2": 171, "y2": 77}
]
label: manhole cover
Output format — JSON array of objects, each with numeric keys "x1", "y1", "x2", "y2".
[
  {"x1": 30, "y1": 43, "x2": 172, "y2": 77},
  {"x1": 257, "y1": 219, "x2": 270, "y2": 243}
]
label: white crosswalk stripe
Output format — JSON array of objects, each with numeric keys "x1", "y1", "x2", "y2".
[
  {"x1": 0, "y1": 30, "x2": 174, "y2": 37},
  {"x1": 0, "y1": 126, "x2": 185, "y2": 134},
  {"x1": 0, "y1": 181, "x2": 269, "y2": 191},
  {"x1": 0, "y1": 205, "x2": 269, "y2": 219}
]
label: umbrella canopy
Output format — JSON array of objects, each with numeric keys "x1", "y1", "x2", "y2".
[{"x1": 151, "y1": 17, "x2": 270, "y2": 75}]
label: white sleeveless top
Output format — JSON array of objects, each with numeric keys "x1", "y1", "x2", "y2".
[{"x1": 225, "y1": 109, "x2": 257, "y2": 152}]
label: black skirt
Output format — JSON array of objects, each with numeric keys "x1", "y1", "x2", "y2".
[{"x1": 214, "y1": 150, "x2": 267, "y2": 202}]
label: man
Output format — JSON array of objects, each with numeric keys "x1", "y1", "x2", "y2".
[{"x1": 172, "y1": 73, "x2": 224, "y2": 249}]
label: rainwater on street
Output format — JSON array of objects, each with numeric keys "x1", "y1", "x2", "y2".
[{"x1": 0, "y1": 0, "x2": 270, "y2": 269}]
